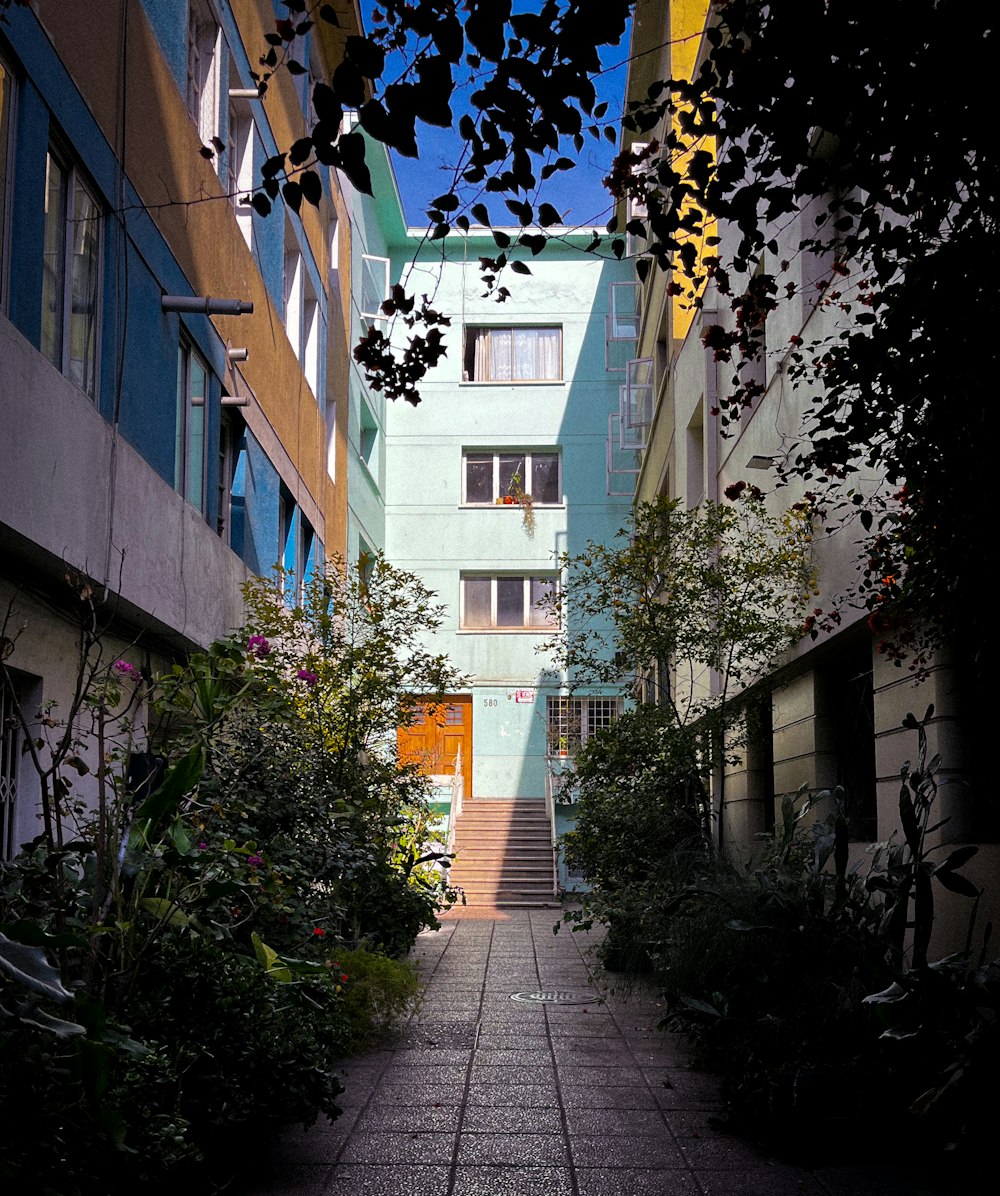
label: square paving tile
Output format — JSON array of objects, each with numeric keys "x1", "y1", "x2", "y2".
[
  {"x1": 338, "y1": 1130, "x2": 457, "y2": 1165},
  {"x1": 369, "y1": 1081, "x2": 461, "y2": 1107},
  {"x1": 575, "y1": 1168, "x2": 701, "y2": 1196},
  {"x1": 559, "y1": 1083, "x2": 658, "y2": 1110},
  {"x1": 465, "y1": 1080, "x2": 560, "y2": 1108},
  {"x1": 456, "y1": 1132, "x2": 570, "y2": 1166},
  {"x1": 461, "y1": 1106, "x2": 564, "y2": 1134},
  {"x1": 556, "y1": 1065, "x2": 647, "y2": 1087},
  {"x1": 565, "y1": 1107, "x2": 669, "y2": 1137},
  {"x1": 355, "y1": 1104, "x2": 462, "y2": 1133},
  {"x1": 320, "y1": 1164, "x2": 452, "y2": 1195},
  {"x1": 451, "y1": 1165, "x2": 574, "y2": 1196},
  {"x1": 569, "y1": 1133, "x2": 687, "y2": 1169}
]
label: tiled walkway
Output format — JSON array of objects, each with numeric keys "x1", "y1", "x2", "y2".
[{"x1": 246, "y1": 910, "x2": 942, "y2": 1196}]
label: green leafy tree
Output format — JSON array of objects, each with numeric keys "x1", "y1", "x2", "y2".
[{"x1": 541, "y1": 492, "x2": 815, "y2": 729}]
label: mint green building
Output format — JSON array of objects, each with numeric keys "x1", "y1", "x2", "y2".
[{"x1": 344, "y1": 140, "x2": 631, "y2": 836}]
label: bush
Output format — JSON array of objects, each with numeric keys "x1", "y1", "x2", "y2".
[
  {"x1": 560, "y1": 706, "x2": 710, "y2": 969},
  {"x1": 335, "y1": 946, "x2": 422, "y2": 1053}
]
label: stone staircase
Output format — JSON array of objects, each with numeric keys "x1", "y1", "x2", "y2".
[{"x1": 448, "y1": 798, "x2": 557, "y2": 907}]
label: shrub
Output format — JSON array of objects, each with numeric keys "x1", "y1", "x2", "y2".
[{"x1": 335, "y1": 946, "x2": 422, "y2": 1053}]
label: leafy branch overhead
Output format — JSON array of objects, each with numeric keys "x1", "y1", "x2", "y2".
[{"x1": 257, "y1": 1, "x2": 992, "y2": 675}]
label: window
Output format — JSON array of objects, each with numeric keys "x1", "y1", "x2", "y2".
[
  {"x1": 187, "y1": 0, "x2": 220, "y2": 152},
  {"x1": 359, "y1": 399, "x2": 378, "y2": 472},
  {"x1": 460, "y1": 575, "x2": 558, "y2": 630},
  {"x1": 227, "y1": 102, "x2": 254, "y2": 246},
  {"x1": 360, "y1": 253, "x2": 389, "y2": 332},
  {"x1": 284, "y1": 228, "x2": 321, "y2": 398},
  {"x1": 1, "y1": 676, "x2": 25, "y2": 860},
  {"x1": 176, "y1": 341, "x2": 208, "y2": 512},
  {"x1": 280, "y1": 488, "x2": 317, "y2": 605},
  {"x1": 463, "y1": 326, "x2": 562, "y2": 382},
  {"x1": 547, "y1": 696, "x2": 618, "y2": 755},
  {"x1": 217, "y1": 409, "x2": 244, "y2": 543},
  {"x1": 463, "y1": 450, "x2": 561, "y2": 505},
  {"x1": 40, "y1": 149, "x2": 101, "y2": 399},
  {"x1": 1, "y1": 53, "x2": 14, "y2": 310}
]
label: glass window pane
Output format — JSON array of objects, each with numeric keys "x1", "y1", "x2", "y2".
[
  {"x1": 187, "y1": 354, "x2": 206, "y2": 511},
  {"x1": 532, "y1": 454, "x2": 560, "y2": 503},
  {"x1": 68, "y1": 177, "x2": 100, "y2": 397},
  {"x1": 529, "y1": 577, "x2": 558, "y2": 627},
  {"x1": 498, "y1": 454, "x2": 526, "y2": 497},
  {"x1": 513, "y1": 327, "x2": 561, "y2": 380},
  {"x1": 488, "y1": 328, "x2": 512, "y2": 380},
  {"x1": 463, "y1": 577, "x2": 492, "y2": 627},
  {"x1": 175, "y1": 347, "x2": 186, "y2": 492},
  {"x1": 41, "y1": 154, "x2": 67, "y2": 369},
  {"x1": 361, "y1": 254, "x2": 388, "y2": 318},
  {"x1": 496, "y1": 576, "x2": 524, "y2": 627},
  {"x1": 465, "y1": 455, "x2": 493, "y2": 502}
]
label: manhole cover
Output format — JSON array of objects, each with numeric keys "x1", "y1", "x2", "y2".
[{"x1": 510, "y1": 990, "x2": 599, "y2": 1005}]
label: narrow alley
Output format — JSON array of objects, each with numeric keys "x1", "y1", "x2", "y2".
[{"x1": 248, "y1": 911, "x2": 939, "y2": 1196}]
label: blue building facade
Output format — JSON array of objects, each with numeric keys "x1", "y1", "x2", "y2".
[{"x1": 0, "y1": 0, "x2": 354, "y2": 857}]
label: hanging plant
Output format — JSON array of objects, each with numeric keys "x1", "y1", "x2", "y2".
[{"x1": 508, "y1": 471, "x2": 536, "y2": 537}]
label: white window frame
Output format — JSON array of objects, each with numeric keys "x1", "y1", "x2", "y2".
[
  {"x1": 175, "y1": 339, "x2": 209, "y2": 514},
  {"x1": 187, "y1": 0, "x2": 221, "y2": 155},
  {"x1": 40, "y1": 146, "x2": 102, "y2": 400},
  {"x1": 459, "y1": 574, "x2": 560, "y2": 632},
  {"x1": 284, "y1": 229, "x2": 322, "y2": 399},
  {"x1": 547, "y1": 696, "x2": 619, "y2": 756},
  {"x1": 359, "y1": 253, "x2": 389, "y2": 332},
  {"x1": 227, "y1": 101, "x2": 254, "y2": 246},
  {"x1": 462, "y1": 325, "x2": 563, "y2": 383},
  {"x1": 462, "y1": 450, "x2": 562, "y2": 506}
]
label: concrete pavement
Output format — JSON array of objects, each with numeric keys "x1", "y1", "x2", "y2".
[{"x1": 243, "y1": 909, "x2": 948, "y2": 1196}]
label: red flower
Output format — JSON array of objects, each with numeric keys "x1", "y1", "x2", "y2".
[
  {"x1": 312, "y1": 927, "x2": 326, "y2": 937},
  {"x1": 340, "y1": 973, "x2": 349, "y2": 983}
]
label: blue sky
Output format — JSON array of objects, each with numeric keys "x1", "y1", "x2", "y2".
[{"x1": 359, "y1": 3, "x2": 632, "y2": 229}]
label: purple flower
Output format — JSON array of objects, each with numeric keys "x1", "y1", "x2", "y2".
[
  {"x1": 247, "y1": 853, "x2": 264, "y2": 868},
  {"x1": 113, "y1": 660, "x2": 138, "y2": 679},
  {"x1": 247, "y1": 634, "x2": 271, "y2": 659},
  {"x1": 198, "y1": 841, "x2": 207, "y2": 850},
  {"x1": 296, "y1": 669, "x2": 318, "y2": 687}
]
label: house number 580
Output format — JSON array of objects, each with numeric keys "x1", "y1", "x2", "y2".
[{"x1": 483, "y1": 698, "x2": 498, "y2": 707}]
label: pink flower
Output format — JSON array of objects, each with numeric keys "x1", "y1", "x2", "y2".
[
  {"x1": 113, "y1": 660, "x2": 138, "y2": 678},
  {"x1": 296, "y1": 669, "x2": 318, "y2": 687},
  {"x1": 247, "y1": 854, "x2": 263, "y2": 868},
  {"x1": 247, "y1": 635, "x2": 271, "y2": 659}
]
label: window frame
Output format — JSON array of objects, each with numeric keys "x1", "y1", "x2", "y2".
[
  {"x1": 175, "y1": 338, "x2": 210, "y2": 514},
  {"x1": 40, "y1": 145, "x2": 102, "y2": 400},
  {"x1": 461, "y1": 449, "x2": 562, "y2": 507},
  {"x1": 462, "y1": 325, "x2": 564, "y2": 383},
  {"x1": 459, "y1": 573, "x2": 560, "y2": 632},
  {"x1": 359, "y1": 253, "x2": 389, "y2": 332},
  {"x1": 186, "y1": 0, "x2": 221, "y2": 155},
  {"x1": 546, "y1": 696, "x2": 619, "y2": 756},
  {"x1": 226, "y1": 100, "x2": 254, "y2": 246},
  {"x1": 284, "y1": 226, "x2": 322, "y2": 400}
]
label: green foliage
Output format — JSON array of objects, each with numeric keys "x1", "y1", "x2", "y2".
[
  {"x1": 0, "y1": 555, "x2": 459, "y2": 1189},
  {"x1": 335, "y1": 946, "x2": 421, "y2": 1054},
  {"x1": 559, "y1": 707, "x2": 711, "y2": 970},
  {"x1": 542, "y1": 494, "x2": 814, "y2": 721}
]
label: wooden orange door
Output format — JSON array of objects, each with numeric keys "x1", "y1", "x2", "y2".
[{"x1": 398, "y1": 696, "x2": 473, "y2": 797}]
